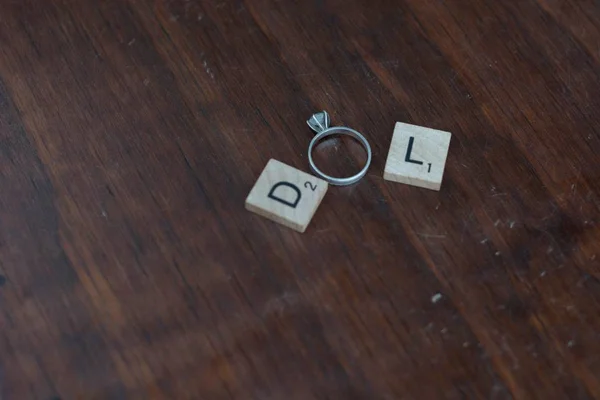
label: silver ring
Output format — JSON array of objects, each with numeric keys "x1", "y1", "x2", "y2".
[{"x1": 306, "y1": 111, "x2": 372, "y2": 186}]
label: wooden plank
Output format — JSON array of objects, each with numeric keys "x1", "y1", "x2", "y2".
[{"x1": 0, "y1": 0, "x2": 598, "y2": 398}]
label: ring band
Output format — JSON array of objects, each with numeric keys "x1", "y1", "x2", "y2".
[{"x1": 308, "y1": 125, "x2": 372, "y2": 186}]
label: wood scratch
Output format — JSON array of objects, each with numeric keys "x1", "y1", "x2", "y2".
[
  {"x1": 460, "y1": 211, "x2": 475, "y2": 243},
  {"x1": 417, "y1": 233, "x2": 447, "y2": 239}
]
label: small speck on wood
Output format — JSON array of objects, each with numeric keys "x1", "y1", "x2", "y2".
[{"x1": 431, "y1": 293, "x2": 443, "y2": 304}]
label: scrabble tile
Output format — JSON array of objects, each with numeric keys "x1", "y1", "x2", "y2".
[
  {"x1": 245, "y1": 159, "x2": 328, "y2": 233},
  {"x1": 383, "y1": 122, "x2": 452, "y2": 191}
]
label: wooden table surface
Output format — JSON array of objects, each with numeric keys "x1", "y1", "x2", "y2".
[{"x1": 0, "y1": 1, "x2": 599, "y2": 399}]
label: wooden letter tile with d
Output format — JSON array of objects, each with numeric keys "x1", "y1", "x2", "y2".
[
  {"x1": 384, "y1": 122, "x2": 452, "y2": 191},
  {"x1": 245, "y1": 159, "x2": 328, "y2": 232}
]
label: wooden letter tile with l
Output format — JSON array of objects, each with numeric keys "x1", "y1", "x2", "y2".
[
  {"x1": 245, "y1": 159, "x2": 328, "y2": 233},
  {"x1": 384, "y1": 122, "x2": 452, "y2": 191}
]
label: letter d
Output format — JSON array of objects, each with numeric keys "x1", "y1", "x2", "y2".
[{"x1": 268, "y1": 182, "x2": 301, "y2": 208}]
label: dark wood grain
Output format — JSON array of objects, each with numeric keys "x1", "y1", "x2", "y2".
[{"x1": 0, "y1": 0, "x2": 598, "y2": 398}]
